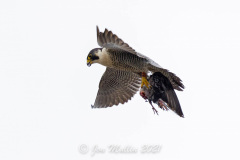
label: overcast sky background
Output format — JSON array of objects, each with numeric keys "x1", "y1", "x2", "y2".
[{"x1": 1, "y1": 0, "x2": 240, "y2": 160}]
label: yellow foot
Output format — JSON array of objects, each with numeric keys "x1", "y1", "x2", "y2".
[{"x1": 141, "y1": 72, "x2": 149, "y2": 88}]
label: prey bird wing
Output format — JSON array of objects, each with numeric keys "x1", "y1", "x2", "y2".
[{"x1": 93, "y1": 67, "x2": 141, "y2": 108}]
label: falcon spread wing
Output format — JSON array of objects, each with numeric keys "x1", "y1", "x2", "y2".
[
  {"x1": 96, "y1": 26, "x2": 137, "y2": 55},
  {"x1": 92, "y1": 67, "x2": 141, "y2": 108}
]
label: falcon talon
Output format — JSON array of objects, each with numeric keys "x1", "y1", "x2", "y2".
[
  {"x1": 86, "y1": 26, "x2": 184, "y2": 117},
  {"x1": 141, "y1": 72, "x2": 150, "y2": 88},
  {"x1": 141, "y1": 77, "x2": 150, "y2": 88}
]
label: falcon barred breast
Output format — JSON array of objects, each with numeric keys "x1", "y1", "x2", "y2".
[{"x1": 87, "y1": 26, "x2": 184, "y2": 109}]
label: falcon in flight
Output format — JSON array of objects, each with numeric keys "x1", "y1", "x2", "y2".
[{"x1": 87, "y1": 26, "x2": 184, "y2": 115}]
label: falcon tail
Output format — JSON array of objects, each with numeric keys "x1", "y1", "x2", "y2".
[{"x1": 147, "y1": 64, "x2": 185, "y2": 91}]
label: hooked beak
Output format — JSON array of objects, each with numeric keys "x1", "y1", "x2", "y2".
[{"x1": 87, "y1": 59, "x2": 92, "y2": 67}]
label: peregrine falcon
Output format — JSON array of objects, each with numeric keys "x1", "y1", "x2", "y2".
[
  {"x1": 87, "y1": 26, "x2": 184, "y2": 109},
  {"x1": 140, "y1": 72, "x2": 184, "y2": 117}
]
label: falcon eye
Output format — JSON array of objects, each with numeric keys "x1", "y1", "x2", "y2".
[{"x1": 87, "y1": 54, "x2": 92, "y2": 60}]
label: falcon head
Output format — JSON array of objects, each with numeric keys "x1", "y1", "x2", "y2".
[
  {"x1": 87, "y1": 48, "x2": 112, "y2": 67},
  {"x1": 87, "y1": 48, "x2": 102, "y2": 67}
]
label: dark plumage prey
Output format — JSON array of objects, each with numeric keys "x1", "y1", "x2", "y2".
[{"x1": 140, "y1": 72, "x2": 184, "y2": 117}]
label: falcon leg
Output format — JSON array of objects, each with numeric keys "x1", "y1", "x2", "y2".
[{"x1": 141, "y1": 72, "x2": 150, "y2": 88}]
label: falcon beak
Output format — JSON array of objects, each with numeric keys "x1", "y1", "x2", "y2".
[{"x1": 87, "y1": 58, "x2": 92, "y2": 67}]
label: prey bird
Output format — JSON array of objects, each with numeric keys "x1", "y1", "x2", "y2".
[
  {"x1": 87, "y1": 26, "x2": 184, "y2": 110},
  {"x1": 140, "y1": 72, "x2": 184, "y2": 117}
]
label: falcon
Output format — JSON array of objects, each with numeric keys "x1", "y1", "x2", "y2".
[
  {"x1": 140, "y1": 72, "x2": 184, "y2": 117},
  {"x1": 87, "y1": 26, "x2": 184, "y2": 109}
]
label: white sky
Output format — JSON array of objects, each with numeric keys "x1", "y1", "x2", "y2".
[{"x1": 0, "y1": 0, "x2": 240, "y2": 159}]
